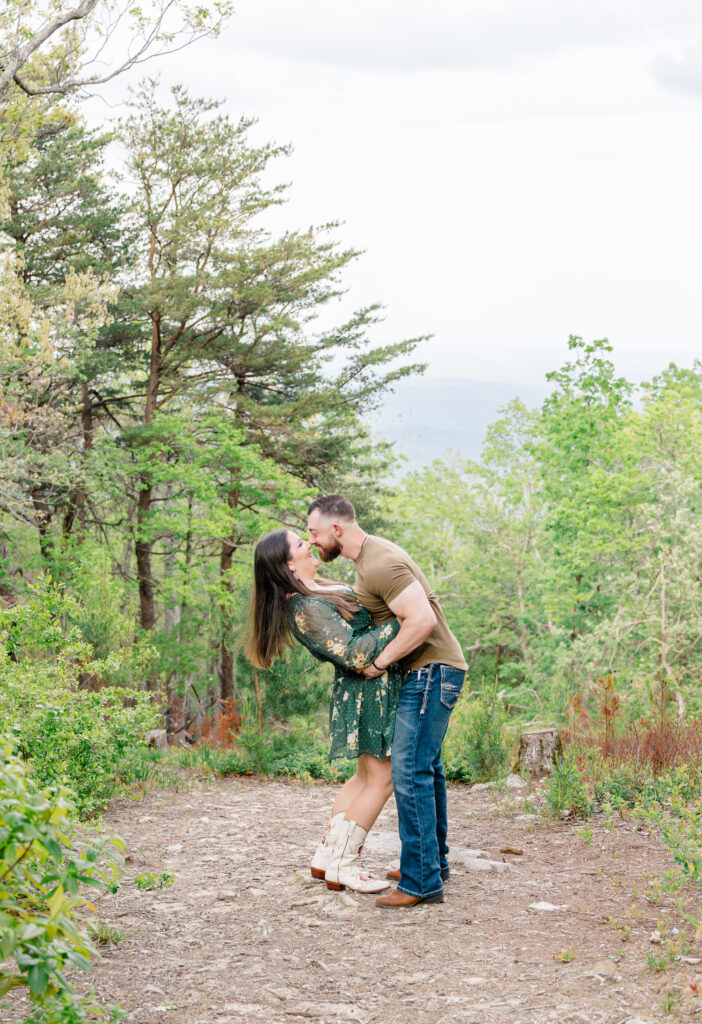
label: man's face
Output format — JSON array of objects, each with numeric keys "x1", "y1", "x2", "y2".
[{"x1": 307, "y1": 509, "x2": 342, "y2": 563}]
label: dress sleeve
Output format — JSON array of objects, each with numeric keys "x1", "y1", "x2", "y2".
[{"x1": 288, "y1": 597, "x2": 400, "y2": 673}]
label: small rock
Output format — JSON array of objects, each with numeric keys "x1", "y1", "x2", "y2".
[
  {"x1": 266, "y1": 987, "x2": 301, "y2": 1001},
  {"x1": 589, "y1": 959, "x2": 618, "y2": 976},
  {"x1": 650, "y1": 929, "x2": 661, "y2": 944},
  {"x1": 449, "y1": 851, "x2": 512, "y2": 873},
  {"x1": 500, "y1": 846, "x2": 524, "y2": 855},
  {"x1": 293, "y1": 1003, "x2": 364, "y2": 1021},
  {"x1": 166, "y1": 843, "x2": 183, "y2": 854},
  {"x1": 505, "y1": 773, "x2": 527, "y2": 790},
  {"x1": 681, "y1": 956, "x2": 702, "y2": 964},
  {"x1": 470, "y1": 782, "x2": 492, "y2": 792},
  {"x1": 465, "y1": 976, "x2": 487, "y2": 985},
  {"x1": 146, "y1": 729, "x2": 168, "y2": 750},
  {"x1": 529, "y1": 901, "x2": 568, "y2": 911}
]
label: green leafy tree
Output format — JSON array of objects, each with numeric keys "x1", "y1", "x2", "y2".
[{"x1": 116, "y1": 82, "x2": 423, "y2": 699}]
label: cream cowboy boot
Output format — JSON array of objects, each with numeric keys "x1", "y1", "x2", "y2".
[
  {"x1": 325, "y1": 819, "x2": 390, "y2": 894},
  {"x1": 310, "y1": 811, "x2": 345, "y2": 881}
]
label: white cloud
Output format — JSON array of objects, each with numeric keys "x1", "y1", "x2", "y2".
[
  {"x1": 225, "y1": 0, "x2": 702, "y2": 76},
  {"x1": 652, "y1": 44, "x2": 702, "y2": 96}
]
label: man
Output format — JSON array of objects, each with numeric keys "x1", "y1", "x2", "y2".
[{"x1": 307, "y1": 495, "x2": 467, "y2": 908}]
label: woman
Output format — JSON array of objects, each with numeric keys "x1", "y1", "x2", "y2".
[{"x1": 245, "y1": 528, "x2": 402, "y2": 894}]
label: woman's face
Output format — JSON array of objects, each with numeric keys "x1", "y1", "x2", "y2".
[{"x1": 286, "y1": 531, "x2": 319, "y2": 578}]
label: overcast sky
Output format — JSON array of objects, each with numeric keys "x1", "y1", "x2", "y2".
[{"x1": 88, "y1": 0, "x2": 702, "y2": 385}]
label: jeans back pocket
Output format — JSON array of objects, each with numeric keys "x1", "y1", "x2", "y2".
[{"x1": 439, "y1": 665, "x2": 465, "y2": 709}]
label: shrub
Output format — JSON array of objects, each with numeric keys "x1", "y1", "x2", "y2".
[
  {"x1": 174, "y1": 713, "x2": 356, "y2": 784},
  {"x1": 0, "y1": 735, "x2": 123, "y2": 1022},
  {"x1": 0, "y1": 578, "x2": 160, "y2": 818},
  {"x1": 443, "y1": 687, "x2": 510, "y2": 783},
  {"x1": 544, "y1": 745, "x2": 596, "y2": 818}
]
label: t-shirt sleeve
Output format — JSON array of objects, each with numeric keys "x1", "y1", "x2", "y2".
[{"x1": 362, "y1": 552, "x2": 417, "y2": 607}]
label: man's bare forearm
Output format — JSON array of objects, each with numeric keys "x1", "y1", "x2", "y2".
[{"x1": 374, "y1": 615, "x2": 435, "y2": 670}]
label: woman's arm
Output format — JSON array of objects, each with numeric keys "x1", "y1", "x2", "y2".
[{"x1": 288, "y1": 597, "x2": 400, "y2": 673}]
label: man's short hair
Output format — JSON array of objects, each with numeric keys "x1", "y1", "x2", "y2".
[{"x1": 308, "y1": 494, "x2": 356, "y2": 523}]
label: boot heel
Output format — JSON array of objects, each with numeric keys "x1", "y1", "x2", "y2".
[
  {"x1": 326, "y1": 881, "x2": 344, "y2": 891},
  {"x1": 310, "y1": 867, "x2": 325, "y2": 880}
]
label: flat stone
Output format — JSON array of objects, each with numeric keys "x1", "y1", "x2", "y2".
[
  {"x1": 505, "y1": 773, "x2": 528, "y2": 789},
  {"x1": 529, "y1": 901, "x2": 568, "y2": 911},
  {"x1": 589, "y1": 959, "x2": 619, "y2": 977},
  {"x1": 363, "y1": 831, "x2": 401, "y2": 855},
  {"x1": 291, "y1": 1004, "x2": 365, "y2": 1021}
]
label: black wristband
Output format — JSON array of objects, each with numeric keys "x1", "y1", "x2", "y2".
[{"x1": 371, "y1": 659, "x2": 383, "y2": 671}]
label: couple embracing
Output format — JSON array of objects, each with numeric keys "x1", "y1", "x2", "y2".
[{"x1": 246, "y1": 495, "x2": 466, "y2": 909}]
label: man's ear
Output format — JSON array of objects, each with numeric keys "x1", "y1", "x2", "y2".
[{"x1": 332, "y1": 523, "x2": 343, "y2": 538}]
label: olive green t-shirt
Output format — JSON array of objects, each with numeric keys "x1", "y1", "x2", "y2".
[{"x1": 354, "y1": 535, "x2": 467, "y2": 674}]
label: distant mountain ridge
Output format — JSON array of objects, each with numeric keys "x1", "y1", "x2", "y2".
[{"x1": 371, "y1": 377, "x2": 550, "y2": 473}]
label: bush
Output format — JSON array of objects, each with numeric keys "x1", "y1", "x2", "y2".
[
  {"x1": 0, "y1": 578, "x2": 160, "y2": 818},
  {"x1": 443, "y1": 687, "x2": 510, "y2": 783},
  {"x1": 544, "y1": 745, "x2": 596, "y2": 818},
  {"x1": 0, "y1": 735, "x2": 124, "y2": 1022},
  {"x1": 175, "y1": 712, "x2": 355, "y2": 784}
]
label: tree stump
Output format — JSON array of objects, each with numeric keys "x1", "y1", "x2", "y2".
[
  {"x1": 146, "y1": 728, "x2": 168, "y2": 751},
  {"x1": 517, "y1": 728, "x2": 562, "y2": 777}
]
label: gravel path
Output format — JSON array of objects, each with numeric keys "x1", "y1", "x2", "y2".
[{"x1": 9, "y1": 775, "x2": 700, "y2": 1023}]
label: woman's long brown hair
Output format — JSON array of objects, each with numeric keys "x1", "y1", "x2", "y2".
[{"x1": 244, "y1": 529, "x2": 361, "y2": 669}]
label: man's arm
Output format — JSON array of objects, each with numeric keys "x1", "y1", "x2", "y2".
[{"x1": 362, "y1": 580, "x2": 436, "y2": 678}]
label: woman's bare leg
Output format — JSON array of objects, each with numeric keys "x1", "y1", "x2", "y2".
[
  {"x1": 342, "y1": 754, "x2": 393, "y2": 831},
  {"x1": 330, "y1": 766, "x2": 367, "y2": 817}
]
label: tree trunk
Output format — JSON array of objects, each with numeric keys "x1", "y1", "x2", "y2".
[
  {"x1": 31, "y1": 487, "x2": 53, "y2": 563},
  {"x1": 135, "y1": 304, "x2": 162, "y2": 639},
  {"x1": 63, "y1": 382, "x2": 93, "y2": 542},
  {"x1": 517, "y1": 728, "x2": 562, "y2": 778},
  {"x1": 218, "y1": 510, "x2": 237, "y2": 703},
  {"x1": 218, "y1": 376, "x2": 246, "y2": 705},
  {"x1": 135, "y1": 479, "x2": 156, "y2": 632}
]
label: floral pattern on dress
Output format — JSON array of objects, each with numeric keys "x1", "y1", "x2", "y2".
[{"x1": 286, "y1": 593, "x2": 403, "y2": 762}]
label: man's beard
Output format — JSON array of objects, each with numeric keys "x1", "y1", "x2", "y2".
[{"x1": 317, "y1": 539, "x2": 342, "y2": 563}]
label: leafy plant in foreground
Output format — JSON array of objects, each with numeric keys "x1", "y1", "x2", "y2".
[{"x1": 0, "y1": 735, "x2": 123, "y2": 1020}]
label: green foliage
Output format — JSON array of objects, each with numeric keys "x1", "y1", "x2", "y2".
[
  {"x1": 0, "y1": 735, "x2": 123, "y2": 1021},
  {"x1": 647, "y1": 950, "x2": 675, "y2": 972},
  {"x1": 659, "y1": 988, "x2": 682, "y2": 1015},
  {"x1": 443, "y1": 688, "x2": 511, "y2": 784},
  {"x1": 544, "y1": 747, "x2": 595, "y2": 818},
  {"x1": 86, "y1": 919, "x2": 124, "y2": 945},
  {"x1": 0, "y1": 577, "x2": 160, "y2": 818},
  {"x1": 173, "y1": 714, "x2": 355, "y2": 784},
  {"x1": 134, "y1": 872, "x2": 174, "y2": 891}
]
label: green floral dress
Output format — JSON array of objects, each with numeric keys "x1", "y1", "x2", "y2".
[{"x1": 287, "y1": 593, "x2": 402, "y2": 762}]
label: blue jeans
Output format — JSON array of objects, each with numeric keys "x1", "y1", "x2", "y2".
[{"x1": 391, "y1": 663, "x2": 465, "y2": 898}]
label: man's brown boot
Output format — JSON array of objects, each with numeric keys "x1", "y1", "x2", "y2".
[{"x1": 376, "y1": 889, "x2": 444, "y2": 908}]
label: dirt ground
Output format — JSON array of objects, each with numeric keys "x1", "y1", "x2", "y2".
[{"x1": 8, "y1": 774, "x2": 702, "y2": 1024}]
